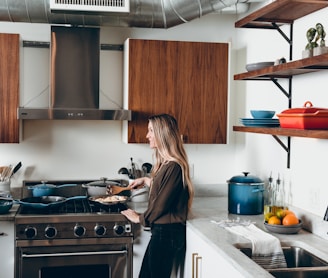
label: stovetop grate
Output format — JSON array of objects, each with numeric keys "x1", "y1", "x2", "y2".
[{"x1": 17, "y1": 198, "x2": 128, "y2": 215}]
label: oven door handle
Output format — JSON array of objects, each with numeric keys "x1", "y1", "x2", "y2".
[{"x1": 22, "y1": 250, "x2": 127, "y2": 258}]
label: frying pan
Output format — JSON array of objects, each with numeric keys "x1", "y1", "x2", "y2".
[
  {"x1": 89, "y1": 190, "x2": 148, "y2": 209},
  {"x1": 89, "y1": 195, "x2": 128, "y2": 207},
  {"x1": 15, "y1": 195, "x2": 87, "y2": 209}
]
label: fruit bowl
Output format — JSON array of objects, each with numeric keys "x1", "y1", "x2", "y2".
[{"x1": 264, "y1": 220, "x2": 302, "y2": 234}]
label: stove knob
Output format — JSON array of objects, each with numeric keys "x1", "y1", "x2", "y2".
[
  {"x1": 74, "y1": 224, "x2": 86, "y2": 237},
  {"x1": 25, "y1": 226, "x2": 37, "y2": 239},
  {"x1": 113, "y1": 224, "x2": 125, "y2": 236},
  {"x1": 94, "y1": 224, "x2": 107, "y2": 236},
  {"x1": 45, "y1": 226, "x2": 57, "y2": 239}
]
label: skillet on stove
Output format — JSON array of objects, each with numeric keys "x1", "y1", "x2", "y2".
[{"x1": 16, "y1": 195, "x2": 87, "y2": 209}]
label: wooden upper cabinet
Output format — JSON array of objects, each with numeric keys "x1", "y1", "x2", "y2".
[
  {"x1": 0, "y1": 33, "x2": 19, "y2": 143},
  {"x1": 125, "y1": 39, "x2": 228, "y2": 144}
]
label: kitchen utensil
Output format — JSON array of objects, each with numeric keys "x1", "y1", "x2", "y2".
[
  {"x1": 109, "y1": 184, "x2": 133, "y2": 195},
  {"x1": 118, "y1": 167, "x2": 130, "y2": 175},
  {"x1": 15, "y1": 195, "x2": 87, "y2": 209},
  {"x1": 227, "y1": 172, "x2": 264, "y2": 215},
  {"x1": 89, "y1": 195, "x2": 129, "y2": 208},
  {"x1": 10, "y1": 161, "x2": 22, "y2": 177},
  {"x1": 141, "y1": 162, "x2": 152, "y2": 174},
  {"x1": 264, "y1": 220, "x2": 302, "y2": 234},
  {"x1": 245, "y1": 61, "x2": 274, "y2": 71},
  {"x1": 28, "y1": 182, "x2": 78, "y2": 197},
  {"x1": 250, "y1": 110, "x2": 275, "y2": 119},
  {"x1": 107, "y1": 185, "x2": 143, "y2": 195},
  {"x1": 82, "y1": 178, "x2": 121, "y2": 196},
  {"x1": 277, "y1": 101, "x2": 328, "y2": 129}
]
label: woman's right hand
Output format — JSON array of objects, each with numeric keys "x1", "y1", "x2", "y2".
[{"x1": 129, "y1": 177, "x2": 151, "y2": 188}]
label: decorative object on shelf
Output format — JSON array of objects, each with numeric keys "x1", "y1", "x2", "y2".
[
  {"x1": 245, "y1": 61, "x2": 274, "y2": 71},
  {"x1": 277, "y1": 101, "x2": 328, "y2": 129},
  {"x1": 313, "y1": 23, "x2": 328, "y2": 56},
  {"x1": 303, "y1": 27, "x2": 317, "y2": 58},
  {"x1": 274, "y1": 57, "x2": 287, "y2": 65}
]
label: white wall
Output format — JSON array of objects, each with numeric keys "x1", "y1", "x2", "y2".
[{"x1": 1, "y1": 2, "x2": 328, "y2": 220}]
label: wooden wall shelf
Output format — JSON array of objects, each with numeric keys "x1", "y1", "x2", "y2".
[
  {"x1": 235, "y1": 0, "x2": 328, "y2": 29},
  {"x1": 233, "y1": 126, "x2": 328, "y2": 140}
]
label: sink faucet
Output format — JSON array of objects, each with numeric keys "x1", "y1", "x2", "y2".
[{"x1": 324, "y1": 206, "x2": 328, "y2": 221}]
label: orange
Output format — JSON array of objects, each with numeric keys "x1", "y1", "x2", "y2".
[
  {"x1": 282, "y1": 214, "x2": 299, "y2": 226},
  {"x1": 284, "y1": 210, "x2": 295, "y2": 216},
  {"x1": 268, "y1": 215, "x2": 281, "y2": 225}
]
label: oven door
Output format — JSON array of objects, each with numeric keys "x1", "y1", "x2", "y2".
[{"x1": 16, "y1": 238, "x2": 133, "y2": 278}]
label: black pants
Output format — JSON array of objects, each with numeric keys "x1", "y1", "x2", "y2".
[{"x1": 139, "y1": 223, "x2": 186, "y2": 278}]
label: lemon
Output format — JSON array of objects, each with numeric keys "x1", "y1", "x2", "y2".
[{"x1": 265, "y1": 212, "x2": 274, "y2": 222}]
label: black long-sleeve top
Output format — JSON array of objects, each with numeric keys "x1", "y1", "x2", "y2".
[{"x1": 139, "y1": 161, "x2": 189, "y2": 227}]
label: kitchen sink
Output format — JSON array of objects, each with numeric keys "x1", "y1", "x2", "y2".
[{"x1": 235, "y1": 244, "x2": 328, "y2": 278}]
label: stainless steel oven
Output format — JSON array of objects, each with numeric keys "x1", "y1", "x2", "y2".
[{"x1": 15, "y1": 180, "x2": 133, "y2": 278}]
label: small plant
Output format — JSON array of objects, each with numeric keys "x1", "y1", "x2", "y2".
[
  {"x1": 305, "y1": 27, "x2": 318, "y2": 50},
  {"x1": 315, "y1": 23, "x2": 326, "y2": 47}
]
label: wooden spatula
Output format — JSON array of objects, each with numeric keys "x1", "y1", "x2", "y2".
[
  {"x1": 108, "y1": 184, "x2": 145, "y2": 195},
  {"x1": 108, "y1": 185, "x2": 133, "y2": 195}
]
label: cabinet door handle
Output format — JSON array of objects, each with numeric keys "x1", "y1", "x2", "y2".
[
  {"x1": 192, "y1": 253, "x2": 198, "y2": 278},
  {"x1": 196, "y1": 255, "x2": 202, "y2": 278}
]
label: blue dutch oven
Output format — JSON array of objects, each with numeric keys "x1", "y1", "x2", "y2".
[{"x1": 227, "y1": 172, "x2": 264, "y2": 215}]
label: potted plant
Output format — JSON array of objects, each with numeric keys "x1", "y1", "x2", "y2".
[
  {"x1": 313, "y1": 23, "x2": 328, "y2": 56},
  {"x1": 302, "y1": 27, "x2": 317, "y2": 58}
]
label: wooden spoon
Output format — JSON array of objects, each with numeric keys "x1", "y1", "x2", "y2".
[
  {"x1": 108, "y1": 184, "x2": 144, "y2": 195},
  {"x1": 108, "y1": 185, "x2": 133, "y2": 195}
]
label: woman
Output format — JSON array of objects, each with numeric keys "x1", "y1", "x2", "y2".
[{"x1": 121, "y1": 114, "x2": 194, "y2": 278}]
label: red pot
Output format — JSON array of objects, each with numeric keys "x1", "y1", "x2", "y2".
[{"x1": 277, "y1": 101, "x2": 328, "y2": 129}]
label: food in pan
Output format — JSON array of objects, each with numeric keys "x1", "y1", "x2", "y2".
[{"x1": 94, "y1": 195, "x2": 127, "y2": 203}]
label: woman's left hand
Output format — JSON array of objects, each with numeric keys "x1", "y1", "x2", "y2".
[{"x1": 121, "y1": 209, "x2": 140, "y2": 223}]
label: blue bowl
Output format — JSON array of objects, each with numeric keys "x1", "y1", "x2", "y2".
[{"x1": 250, "y1": 110, "x2": 275, "y2": 119}]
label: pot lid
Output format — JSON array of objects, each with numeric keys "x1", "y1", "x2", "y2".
[
  {"x1": 84, "y1": 178, "x2": 120, "y2": 187},
  {"x1": 228, "y1": 172, "x2": 263, "y2": 184},
  {"x1": 280, "y1": 101, "x2": 328, "y2": 114}
]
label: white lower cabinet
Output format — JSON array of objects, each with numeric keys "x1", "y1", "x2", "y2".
[
  {"x1": 185, "y1": 226, "x2": 243, "y2": 278},
  {"x1": 133, "y1": 226, "x2": 151, "y2": 277},
  {"x1": 0, "y1": 221, "x2": 15, "y2": 278}
]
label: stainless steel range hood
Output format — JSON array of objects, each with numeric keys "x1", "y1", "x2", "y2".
[{"x1": 18, "y1": 26, "x2": 131, "y2": 120}]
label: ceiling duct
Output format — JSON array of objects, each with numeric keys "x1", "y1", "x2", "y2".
[{"x1": 0, "y1": 0, "x2": 266, "y2": 28}]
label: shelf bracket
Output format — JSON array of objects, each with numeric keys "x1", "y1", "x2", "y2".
[
  {"x1": 271, "y1": 22, "x2": 293, "y2": 60},
  {"x1": 271, "y1": 78, "x2": 290, "y2": 99},
  {"x1": 272, "y1": 135, "x2": 291, "y2": 168},
  {"x1": 271, "y1": 22, "x2": 291, "y2": 45}
]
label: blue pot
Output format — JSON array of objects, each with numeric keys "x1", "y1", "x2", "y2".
[
  {"x1": 0, "y1": 200, "x2": 13, "y2": 214},
  {"x1": 227, "y1": 172, "x2": 264, "y2": 215}
]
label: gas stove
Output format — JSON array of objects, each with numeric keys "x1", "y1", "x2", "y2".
[
  {"x1": 15, "y1": 180, "x2": 133, "y2": 240},
  {"x1": 15, "y1": 180, "x2": 134, "y2": 278}
]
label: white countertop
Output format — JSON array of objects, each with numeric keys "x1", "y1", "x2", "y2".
[{"x1": 188, "y1": 196, "x2": 328, "y2": 277}]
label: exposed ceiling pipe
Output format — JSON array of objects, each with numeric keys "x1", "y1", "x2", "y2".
[{"x1": 0, "y1": 0, "x2": 266, "y2": 28}]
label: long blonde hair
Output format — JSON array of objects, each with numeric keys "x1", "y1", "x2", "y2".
[{"x1": 149, "y1": 114, "x2": 194, "y2": 210}]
